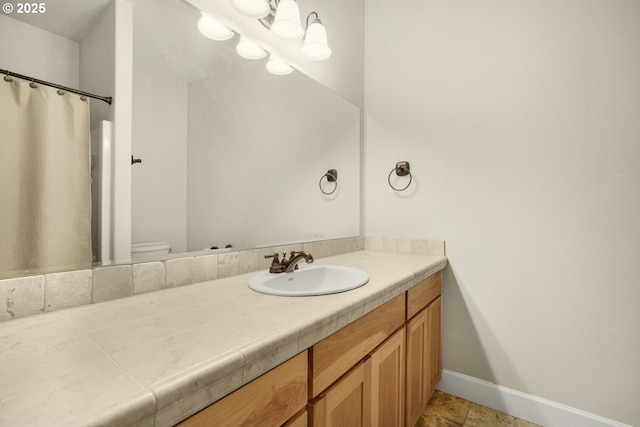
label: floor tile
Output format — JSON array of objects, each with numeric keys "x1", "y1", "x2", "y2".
[
  {"x1": 514, "y1": 418, "x2": 542, "y2": 427},
  {"x1": 417, "y1": 411, "x2": 463, "y2": 427},
  {"x1": 464, "y1": 401, "x2": 516, "y2": 427},
  {"x1": 417, "y1": 391, "x2": 543, "y2": 427},
  {"x1": 424, "y1": 390, "x2": 470, "y2": 424}
]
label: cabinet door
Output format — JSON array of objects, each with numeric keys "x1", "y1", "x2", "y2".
[
  {"x1": 405, "y1": 296, "x2": 442, "y2": 427},
  {"x1": 405, "y1": 308, "x2": 427, "y2": 427},
  {"x1": 311, "y1": 361, "x2": 371, "y2": 427},
  {"x1": 426, "y1": 296, "x2": 442, "y2": 397},
  {"x1": 370, "y1": 327, "x2": 405, "y2": 427}
]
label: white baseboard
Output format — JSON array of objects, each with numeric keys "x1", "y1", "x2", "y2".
[{"x1": 437, "y1": 369, "x2": 634, "y2": 427}]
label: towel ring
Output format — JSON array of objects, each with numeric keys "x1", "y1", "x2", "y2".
[
  {"x1": 388, "y1": 161, "x2": 412, "y2": 191},
  {"x1": 319, "y1": 169, "x2": 338, "y2": 195}
]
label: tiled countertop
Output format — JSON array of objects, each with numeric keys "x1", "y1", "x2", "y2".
[{"x1": 0, "y1": 250, "x2": 447, "y2": 427}]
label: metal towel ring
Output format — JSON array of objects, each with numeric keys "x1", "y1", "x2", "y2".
[
  {"x1": 319, "y1": 169, "x2": 338, "y2": 195},
  {"x1": 388, "y1": 161, "x2": 412, "y2": 191}
]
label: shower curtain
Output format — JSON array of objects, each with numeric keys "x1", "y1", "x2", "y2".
[{"x1": 0, "y1": 78, "x2": 92, "y2": 277}]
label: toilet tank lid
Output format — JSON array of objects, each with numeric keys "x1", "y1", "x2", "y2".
[{"x1": 131, "y1": 241, "x2": 171, "y2": 252}]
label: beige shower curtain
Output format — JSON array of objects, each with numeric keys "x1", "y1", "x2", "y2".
[{"x1": 0, "y1": 78, "x2": 92, "y2": 277}]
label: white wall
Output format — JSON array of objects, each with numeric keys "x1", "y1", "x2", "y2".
[
  {"x1": 0, "y1": 14, "x2": 78, "y2": 87},
  {"x1": 79, "y1": 3, "x2": 116, "y2": 131},
  {"x1": 80, "y1": 4, "x2": 117, "y2": 263},
  {"x1": 187, "y1": 62, "x2": 360, "y2": 251},
  {"x1": 364, "y1": 0, "x2": 640, "y2": 425},
  {"x1": 131, "y1": 67, "x2": 188, "y2": 253},
  {"x1": 80, "y1": 0, "x2": 133, "y2": 263}
]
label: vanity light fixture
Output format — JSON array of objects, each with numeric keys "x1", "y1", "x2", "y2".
[
  {"x1": 302, "y1": 12, "x2": 331, "y2": 60},
  {"x1": 236, "y1": 36, "x2": 267, "y2": 59},
  {"x1": 196, "y1": 1, "x2": 331, "y2": 77},
  {"x1": 270, "y1": 0, "x2": 304, "y2": 40},
  {"x1": 230, "y1": 0, "x2": 270, "y2": 19},
  {"x1": 266, "y1": 54, "x2": 294, "y2": 75},
  {"x1": 197, "y1": 12, "x2": 234, "y2": 40}
]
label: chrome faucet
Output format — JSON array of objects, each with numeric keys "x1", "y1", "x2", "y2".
[{"x1": 265, "y1": 251, "x2": 314, "y2": 273}]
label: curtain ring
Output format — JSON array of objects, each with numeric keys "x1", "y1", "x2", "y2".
[
  {"x1": 319, "y1": 169, "x2": 338, "y2": 195},
  {"x1": 388, "y1": 161, "x2": 412, "y2": 191},
  {"x1": 29, "y1": 81, "x2": 38, "y2": 88},
  {"x1": 3, "y1": 71, "x2": 12, "y2": 82}
]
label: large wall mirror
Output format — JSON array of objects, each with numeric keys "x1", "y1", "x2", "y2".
[{"x1": 0, "y1": 0, "x2": 360, "y2": 280}]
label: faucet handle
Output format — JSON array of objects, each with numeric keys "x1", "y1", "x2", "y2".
[
  {"x1": 265, "y1": 253, "x2": 286, "y2": 273},
  {"x1": 264, "y1": 253, "x2": 280, "y2": 262}
]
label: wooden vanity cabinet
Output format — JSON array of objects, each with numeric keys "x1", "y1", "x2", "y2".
[
  {"x1": 309, "y1": 295, "x2": 406, "y2": 427},
  {"x1": 310, "y1": 324, "x2": 406, "y2": 427},
  {"x1": 405, "y1": 273, "x2": 442, "y2": 427},
  {"x1": 177, "y1": 351, "x2": 308, "y2": 427},
  {"x1": 310, "y1": 294, "x2": 405, "y2": 398},
  {"x1": 283, "y1": 410, "x2": 308, "y2": 427},
  {"x1": 178, "y1": 271, "x2": 442, "y2": 427}
]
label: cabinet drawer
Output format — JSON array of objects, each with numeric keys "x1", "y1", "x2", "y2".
[
  {"x1": 310, "y1": 360, "x2": 371, "y2": 427},
  {"x1": 407, "y1": 272, "x2": 441, "y2": 319},
  {"x1": 311, "y1": 294, "x2": 405, "y2": 397},
  {"x1": 178, "y1": 351, "x2": 308, "y2": 427}
]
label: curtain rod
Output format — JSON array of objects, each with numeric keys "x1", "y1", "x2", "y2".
[{"x1": 1, "y1": 68, "x2": 113, "y2": 105}]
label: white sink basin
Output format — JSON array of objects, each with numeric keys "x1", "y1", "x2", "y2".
[{"x1": 249, "y1": 265, "x2": 369, "y2": 296}]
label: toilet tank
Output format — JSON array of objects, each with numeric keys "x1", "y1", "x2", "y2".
[{"x1": 131, "y1": 242, "x2": 171, "y2": 259}]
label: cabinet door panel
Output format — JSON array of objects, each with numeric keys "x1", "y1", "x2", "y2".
[
  {"x1": 370, "y1": 327, "x2": 405, "y2": 427},
  {"x1": 405, "y1": 309, "x2": 427, "y2": 427},
  {"x1": 405, "y1": 295, "x2": 443, "y2": 427},
  {"x1": 311, "y1": 361, "x2": 371, "y2": 427},
  {"x1": 427, "y1": 296, "x2": 442, "y2": 397}
]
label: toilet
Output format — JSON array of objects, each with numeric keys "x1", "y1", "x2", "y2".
[{"x1": 131, "y1": 241, "x2": 171, "y2": 260}]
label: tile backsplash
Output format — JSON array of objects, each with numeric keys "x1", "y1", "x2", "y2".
[
  {"x1": 364, "y1": 236, "x2": 446, "y2": 256},
  {"x1": 0, "y1": 236, "x2": 446, "y2": 323},
  {"x1": 0, "y1": 237, "x2": 363, "y2": 322}
]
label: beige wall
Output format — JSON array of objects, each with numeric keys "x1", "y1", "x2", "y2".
[{"x1": 364, "y1": 0, "x2": 640, "y2": 425}]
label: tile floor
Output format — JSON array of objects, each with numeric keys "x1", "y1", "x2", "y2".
[{"x1": 416, "y1": 391, "x2": 542, "y2": 427}]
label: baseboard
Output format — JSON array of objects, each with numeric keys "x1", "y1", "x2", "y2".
[{"x1": 437, "y1": 369, "x2": 633, "y2": 427}]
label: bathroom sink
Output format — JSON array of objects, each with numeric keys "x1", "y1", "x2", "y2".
[{"x1": 249, "y1": 265, "x2": 369, "y2": 296}]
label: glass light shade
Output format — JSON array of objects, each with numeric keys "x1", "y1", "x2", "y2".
[
  {"x1": 236, "y1": 36, "x2": 267, "y2": 60},
  {"x1": 197, "y1": 12, "x2": 234, "y2": 41},
  {"x1": 303, "y1": 21, "x2": 331, "y2": 60},
  {"x1": 270, "y1": 0, "x2": 304, "y2": 40},
  {"x1": 230, "y1": 0, "x2": 270, "y2": 19},
  {"x1": 266, "y1": 54, "x2": 293, "y2": 75}
]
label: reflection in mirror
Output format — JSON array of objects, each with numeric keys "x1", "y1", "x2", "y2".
[
  {"x1": 130, "y1": 0, "x2": 360, "y2": 258},
  {"x1": 0, "y1": 0, "x2": 360, "y2": 279},
  {"x1": 0, "y1": 1, "x2": 112, "y2": 280}
]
